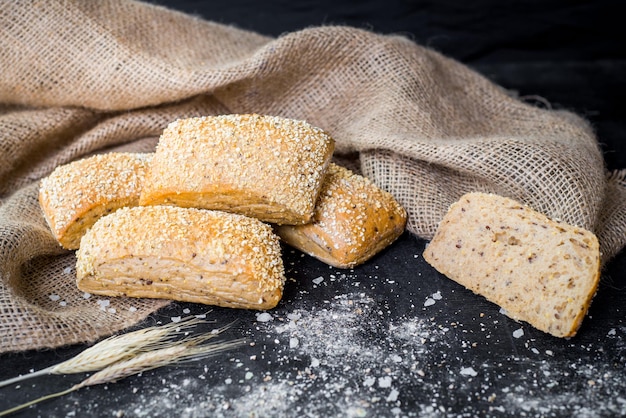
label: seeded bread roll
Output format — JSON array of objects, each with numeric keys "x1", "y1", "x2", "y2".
[
  {"x1": 76, "y1": 206, "x2": 285, "y2": 310},
  {"x1": 39, "y1": 152, "x2": 152, "y2": 249},
  {"x1": 275, "y1": 163, "x2": 407, "y2": 268},
  {"x1": 423, "y1": 192, "x2": 601, "y2": 338},
  {"x1": 139, "y1": 114, "x2": 335, "y2": 225}
]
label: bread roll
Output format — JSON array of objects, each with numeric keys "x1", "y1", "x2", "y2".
[
  {"x1": 76, "y1": 206, "x2": 285, "y2": 310},
  {"x1": 39, "y1": 152, "x2": 151, "y2": 249},
  {"x1": 139, "y1": 114, "x2": 335, "y2": 225},
  {"x1": 423, "y1": 192, "x2": 601, "y2": 338},
  {"x1": 275, "y1": 163, "x2": 407, "y2": 268}
]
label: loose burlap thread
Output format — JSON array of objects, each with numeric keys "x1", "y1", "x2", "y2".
[{"x1": 1, "y1": 0, "x2": 624, "y2": 353}]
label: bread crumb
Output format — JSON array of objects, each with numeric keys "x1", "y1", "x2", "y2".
[{"x1": 460, "y1": 367, "x2": 478, "y2": 377}]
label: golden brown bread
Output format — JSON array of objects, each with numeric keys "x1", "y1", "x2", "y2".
[
  {"x1": 275, "y1": 163, "x2": 407, "y2": 268},
  {"x1": 76, "y1": 205, "x2": 285, "y2": 310},
  {"x1": 38, "y1": 152, "x2": 152, "y2": 249},
  {"x1": 139, "y1": 114, "x2": 335, "y2": 225},
  {"x1": 423, "y1": 192, "x2": 601, "y2": 338}
]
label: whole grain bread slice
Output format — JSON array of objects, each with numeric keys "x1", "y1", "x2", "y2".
[{"x1": 423, "y1": 192, "x2": 601, "y2": 338}]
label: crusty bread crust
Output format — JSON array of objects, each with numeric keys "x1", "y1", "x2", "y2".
[
  {"x1": 139, "y1": 114, "x2": 335, "y2": 225},
  {"x1": 276, "y1": 163, "x2": 407, "y2": 268},
  {"x1": 423, "y1": 192, "x2": 601, "y2": 338},
  {"x1": 38, "y1": 153, "x2": 152, "y2": 249},
  {"x1": 76, "y1": 206, "x2": 285, "y2": 310}
]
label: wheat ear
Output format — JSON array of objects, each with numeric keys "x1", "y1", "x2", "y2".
[
  {"x1": 0, "y1": 316, "x2": 205, "y2": 388},
  {"x1": 0, "y1": 335, "x2": 245, "y2": 417},
  {"x1": 77, "y1": 336, "x2": 245, "y2": 387}
]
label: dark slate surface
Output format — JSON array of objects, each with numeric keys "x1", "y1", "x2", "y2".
[{"x1": 1, "y1": 1, "x2": 624, "y2": 417}]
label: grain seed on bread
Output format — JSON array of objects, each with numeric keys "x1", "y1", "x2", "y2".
[
  {"x1": 39, "y1": 152, "x2": 152, "y2": 249},
  {"x1": 275, "y1": 163, "x2": 407, "y2": 268},
  {"x1": 139, "y1": 114, "x2": 335, "y2": 225},
  {"x1": 76, "y1": 205, "x2": 286, "y2": 310}
]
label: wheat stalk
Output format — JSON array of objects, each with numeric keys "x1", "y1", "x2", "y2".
[
  {"x1": 0, "y1": 326, "x2": 244, "y2": 417},
  {"x1": 77, "y1": 336, "x2": 243, "y2": 387},
  {"x1": 0, "y1": 316, "x2": 206, "y2": 388}
]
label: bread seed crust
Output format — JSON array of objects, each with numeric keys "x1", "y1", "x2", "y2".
[
  {"x1": 76, "y1": 205, "x2": 286, "y2": 310},
  {"x1": 276, "y1": 163, "x2": 407, "y2": 268},
  {"x1": 39, "y1": 152, "x2": 152, "y2": 249},
  {"x1": 139, "y1": 114, "x2": 335, "y2": 225}
]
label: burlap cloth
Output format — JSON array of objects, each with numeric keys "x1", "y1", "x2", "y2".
[{"x1": 1, "y1": 0, "x2": 624, "y2": 353}]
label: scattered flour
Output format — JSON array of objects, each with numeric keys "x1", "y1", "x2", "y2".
[
  {"x1": 256, "y1": 312, "x2": 274, "y2": 323},
  {"x1": 13, "y1": 257, "x2": 623, "y2": 418},
  {"x1": 513, "y1": 328, "x2": 525, "y2": 339},
  {"x1": 86, "y1": 288, "x2": 622, "y2": 418},
  {"x1": 460, "y1": 367, "x2": 478, "y2": 377}
]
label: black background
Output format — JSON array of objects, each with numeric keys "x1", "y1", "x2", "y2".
[{"x1": 1, "y1": 1, "x2": 624, "y2": 417}]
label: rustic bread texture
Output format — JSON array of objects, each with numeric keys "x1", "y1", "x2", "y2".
[
  {"x1": 38, "y1": 152, "x2": 152, "y2": 249},
  {"x1": 139, "y1": 114, "x2": 335, "y2": 225},
  {"x1": 76, "y1": 205, "x2": 285, "y2": 310},
  {"x1": 275, "y1": 163, "x2": 407, "y2": 268},
  {"x1": 423, "y1": 192, "x2": 601, "y2": 338}
]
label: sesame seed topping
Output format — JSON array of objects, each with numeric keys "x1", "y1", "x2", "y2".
[
  {"x1": 76, "y1": 205, "x2": 285, "y2": 309},
  {"x1": 39, "y1": 152, "x2": 152, "y2": 249},
  {"x1": 140, "y1": 114, "x2": 335, "y2": 224},
  {"x1": 276, "y1": 163, "x2": 407, "y2": 267}
]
